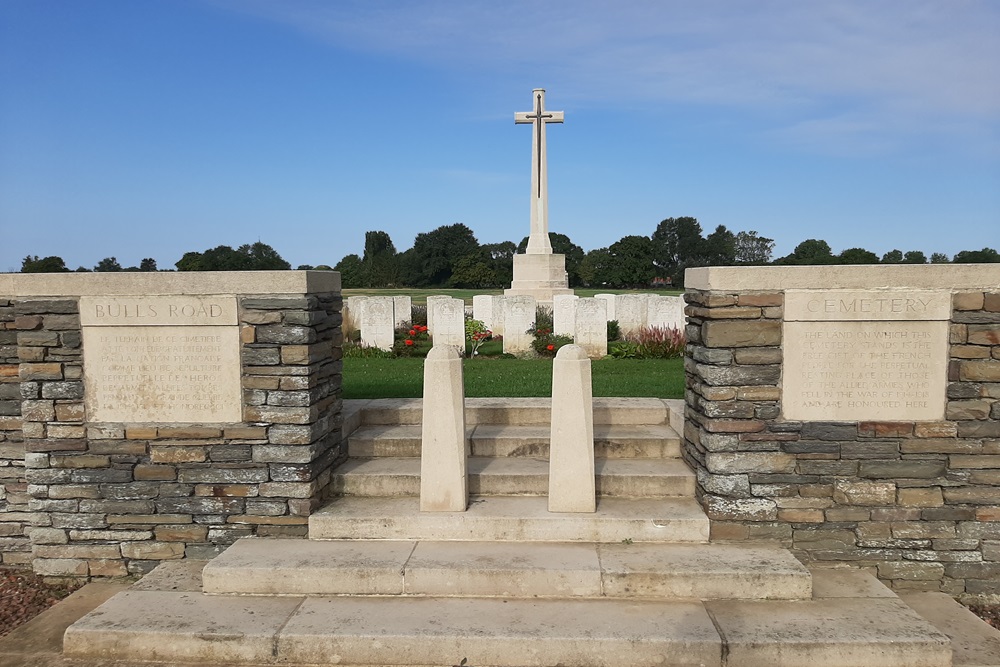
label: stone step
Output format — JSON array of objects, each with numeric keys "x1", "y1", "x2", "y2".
[
  {"x1": 63, "y1": 589, "x2": 951, "y2": 667},
  {"x1": 348, "y1": 396, "x2": 672, "y2": 426},
  {"x1": 331, "y1": 457, "x2": 696, "y2": 498},
  {"x1": 347, "y1": 423, "x2": 681, "y2": 458},
  {"x1": 202, "y1": 538, "x2": 811, "y2": 599},
  {"x1": 308, "y1": 495, "x2": 710, "y2": 543}
]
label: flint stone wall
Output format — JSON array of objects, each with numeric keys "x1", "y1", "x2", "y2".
[
  {"x1": 0, "y1": 271, "x2": 343, "y2": 578},
  {"x1": 683, "y1": 265, "x2": 1000, "y2": 596}
]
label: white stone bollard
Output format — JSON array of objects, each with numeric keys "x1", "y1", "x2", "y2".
[
  {"x1": 420, "y1": 345, "x2": 468, "y2": 512},
  {"x1": 548, "y1": 344, "x2": 595, "y2": 512}
]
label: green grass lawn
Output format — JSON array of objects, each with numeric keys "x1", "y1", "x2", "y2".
[
  {"x1": 343, "y1": 356, "x2": 684, "y2": 399},
  {"x1": 343, "y1": 287, "x2": 682, "y2": 306}
]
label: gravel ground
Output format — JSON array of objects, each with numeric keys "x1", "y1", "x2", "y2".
[
  {"x1": 0, "y1": 567, "x2": 81, "y2": 638},
  {"x1": 1, "y1": 565, "x2": 998, "y2": 639}
]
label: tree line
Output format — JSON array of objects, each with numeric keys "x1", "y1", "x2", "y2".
[{"x1": 18, "y1": 222, "x2": 999, "y2": 288}]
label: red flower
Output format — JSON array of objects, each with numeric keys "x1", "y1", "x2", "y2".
[
  {"x1": 408, "y1": 329, "x2": 416, "y2": 336},
  {"x1": 547, "y1": 344, "x2": 555, "y2": 351},
  {"x1": 405, "y1": 339, "x2": 414, "y2": 346}
]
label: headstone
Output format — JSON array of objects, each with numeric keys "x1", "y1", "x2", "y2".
[
  {"x1": 425, "y1": 295, "x2": 450, "y2": 336},
  {"x1": 595, "y1": 294, "x2": 616, "y2": 322},
  {"x1": 430, "y1": 297, "x2": 466, "y2": 351},
  {"x1": 420, "y1": 345, "x2": 468, "y2": 512},
  {"x1": 490, "y1": 296, "x2": 506, "y2": 336},
  {"x1": 345, "y1": 295, "x2": 369, "y2": 332},
  {"x1": 502, "y1": 295, "x2": 536, "y2": 356},
  {"x1": 473, "y1": 294, "x2": 497, "y2": 331},
  {"x1": 548, "y1": 345, "x2": 595, "y2": 512},
  {"x1": 393, "y1": 296, "x2": 412, "y2": 329},
  {"x1": 360, "y1": 297, "x2": 395, "y2": 351},
  {"x1": 552, "y1": 294, "x2": 579, "y2": 337},
  {"x1": 574, "y1": 298, "x2": 608, "y2": 359},
  {"x1": 615, "y1": 294, "x2": 648, "y2": 334},
  {"x1": 647, "y1": 295, "x2": 685, "y2": 331}
]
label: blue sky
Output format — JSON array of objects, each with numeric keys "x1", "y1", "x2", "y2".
[{"x1": 1, "y1": 0, "x2": 998, "y2": 272}]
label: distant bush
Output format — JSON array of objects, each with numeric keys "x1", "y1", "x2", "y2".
[{"x1": 618, "y1": 325, "x2": 685, "y2": 359}]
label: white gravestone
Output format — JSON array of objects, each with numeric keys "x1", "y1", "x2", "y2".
[
  {"x1": 615, "y1": 294, "x2": 648, "y2": 334},
  {"x1": 345, "y1": 295, "x2": 369, "y2": 332},
  {"x1": 647, "y1": 295, "x2": 685, "y2": 331},
  {"x1": 502, "y1": 295, "x2": 536, "y2": 356},
  {"x1": 552, "y1": 294, "x2": 579, "y2": 337},
  {"x1": 360, "y1": 297, "x2": 395, "y2": 351},
  {"x1": 425, "y1": 295, "x2": 450, "y2": 336},
  {"x1": 473, "y1": 295, "x2": 496, "y2": 331},
  {"x1": 420, "y1": 345, "x2": 468, "y2": 512},
  {"x1": 489, "y1": 295, "x2": 506, "y2": 336},
  {"x1": 393, "y1": 295, "x2": 412, "y2": 329},
  {"x1": 431, "y1": 297, "x2": 466, "y2": 351},
  {"x1": 574, "y1": 298, "x2": 608, "y2": 359},
  {"x1": 549, "y1": 344, "x2": 595, "y2": 513},
  {"x1": 595, "y1": 294, "x2": 616, "y2": 322}
]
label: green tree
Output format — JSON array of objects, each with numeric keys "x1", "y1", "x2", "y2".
[
  {"x1": 702, "y1": 225, "x2": 736, "y2": 266},
  {"x1": 605, "y1": 235, "x2": 654, "y2": 288},
  {"x1": 930, "y1": 252, "x2": 950, "y2": 264},
  {"x1": 94, "y1": 257, "x2": 123, "y2": 272},
  {"x1": 21, "y1": 255, "x2": 69, "y2": 273},
  {"x1": 404, "y1": 223, "x2": 480, "y2": 286},
  {"x1": 954, "y1": 247, "x2": 1000, "y2": 263},
  {"x1": 296, "y1": 264, "x2": 315, "y2": 270},
  {"x1": 902, "y1": 251, "x2": 927, "y2": 264},
  {"x1": 361, "y1": 230, "x2": 400, "y2": 287},
  {"x1": 651, "y1": 216, "x2": 705, "y2": 286},
  {"x1": 334, "y1": 254, "x2": 364, "y2": 288},
  {"x1": 175, "y1": 243, "x2": 290, "y2": 271},
  {"x1": 734, "y1": 231, "x2": 775, "y2": 264},
  {"x1": 881, "y1": 249, "x2": 903, "y2": 264},
  {"x1": 139, "y1": 258, "x2": 158, "y2": 272},
  {"x1": 482, "y1": 241, "x2": 516, "y2": 286},
  {"x1": 776, "y1": 239, "x2": 834, "y2": 265},
  {"x1": 838, "y1": 247, "x2": 879, "y2": 264},
  {"x1": 579, "y1": 247, "x2": 613, "y2": 287},
  {"x1": 449, "y1": 253, "x2": 500, "y2": 288}
]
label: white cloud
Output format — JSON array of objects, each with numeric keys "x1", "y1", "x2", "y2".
[{"x1": 215, "y1": 0, "x2": 1000, "y2": 153}]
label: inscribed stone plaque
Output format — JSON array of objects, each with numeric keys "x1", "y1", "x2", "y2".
[
  {"x1": 783, "y1": 320, "x2": 948, "y2": 421},
  {"x1": 361, "y1": 297, "x2": 395, "y2": 351},
  {"x1": 785, "y1": 290, "x2": 951, "y2": 322},
  {"x1": 552, "y1": 294, "x2": 579, "y2": 337},
  {"x1": 574, "y1": 298, "x2": 608, "y2": 359},
  {"x1": 503, "y1": 296, "x2": 536, "y2": 356},
  {"x1": 81, "y1": 296, "x2": 241, "y2": 423},
  {"x1": 431, "y1": 298, "x2": 466, "y2": 350}
]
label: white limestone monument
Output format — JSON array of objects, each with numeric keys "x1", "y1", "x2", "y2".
[{"x1": 505, "y1": 88, "x2": 574, "y2": 305}]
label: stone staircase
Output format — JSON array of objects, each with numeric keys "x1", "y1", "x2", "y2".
[{"x1": 62, "y1": 398, "x2": 955, "y2": 667}]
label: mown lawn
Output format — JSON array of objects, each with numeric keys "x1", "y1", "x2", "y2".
[{"x1": 343, "y1": 356, "x2": 684, "y2": 399}]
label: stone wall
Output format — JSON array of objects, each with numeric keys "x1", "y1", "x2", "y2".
[
  {"x1": 0, "y1": 272, "x2": 343, "y2": 577},
  {"x1": 0, "y1": 298, "x2": 30, "y2": 566},
  {"x1": 683, "y1": 265, "x2": 1000, "y2": 596}
]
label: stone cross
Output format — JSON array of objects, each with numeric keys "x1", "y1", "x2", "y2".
[{"x1": 515, "y1": 88, "x2": 563, "y2": 255}]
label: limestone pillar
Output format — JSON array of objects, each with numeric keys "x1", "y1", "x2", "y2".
[
  {"x1": 420, "y1": 345, "x2": 468, "y2": 511},
  {"x1": 548, "y1": 344, "x2": 596, "y2": 512}
]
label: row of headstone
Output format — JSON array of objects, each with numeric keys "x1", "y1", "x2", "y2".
[
  {"x1": 420, "y1": 344, "x2": 595, "y2": 513},
  {"x1": 349, "y1": 292, "x2": 682, "y2": 355}
]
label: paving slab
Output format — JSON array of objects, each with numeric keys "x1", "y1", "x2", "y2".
[
  {"x1": 331, "y1": 456, "x2": 694, "y2": 497},
  {"x1": 706, "y1": 597, "x2": 953, "y2": 667},
  {"x1": 901, "y1": 592, "x2": 1000, "y2": 667},
  {"x1": 309, "y1": 495, "x2": 709, "y2": 543},
  {"x1": 277, "y1": 597, "x2": 722, "y2": 667},
  {"x1": 809, "y1": 565, "x2": 897, "y2": 598},
  {"x1": 598, "y1": 542, "x2": 811, "y2": 600},
  {"x1": 203, "y1": 539, "x2": 415, "y2": 595},
  {"x1": 63, "y1": 589, "x2": 304, "y2": 664},
  {"x1": 129, "y1": 558, "x2": 206, "y2": 592}
]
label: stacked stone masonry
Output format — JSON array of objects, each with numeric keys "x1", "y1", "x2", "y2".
[
  {"x1": 684, "y1": 284, "x2": 1000, "y2": 596},
  {"x1": 0, "y1": 273, "x2": 343, "y2": 578}
]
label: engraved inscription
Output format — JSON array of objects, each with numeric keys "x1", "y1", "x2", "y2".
[
  {"x1": 783, "y1": 321, "x2": 947, "y2": 421},
  {"x1": 785, "y1": 290, "x2": 950, "y2": 322},
  {"x1": 80, "y1": 296, "x2": 238, "y2": 326},
  {"x1": 83, "y1": 325, "x2": 241, "y2": 423}
]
